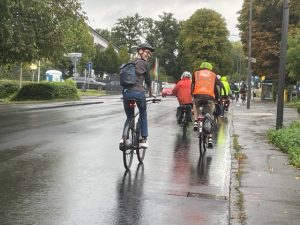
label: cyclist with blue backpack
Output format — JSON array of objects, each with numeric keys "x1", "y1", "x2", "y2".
[{"x1": 120, "y1": 43, "x2": 155, "y2": 149}]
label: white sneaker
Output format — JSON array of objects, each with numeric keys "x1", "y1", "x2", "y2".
[
  {"x1": 208, "y1": 137, "x2": 213, "y2": 148},
  {"x1": 193, "y1": 121, "x2": 198, "y2": 131},
  {"x1": 140, "y1": 139, "x2": 149, "y2": 148}
]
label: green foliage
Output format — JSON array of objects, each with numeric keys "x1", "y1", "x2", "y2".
[
  {"x1": 238, "y1": 0, "x2": 300, "y2": 79},
  {"x1": 289, "y1": 101, "x2": 300, "y2": 113},
  {"x1": 64, "y1": 78, "x2": 76, "y2": 86},
  {"x1": 0, "y1": 0, "x2": 86, "y2": 65},
  {"x1": 287, "y1": 28, "x2": 300, "y2": 81},
  {"x1": 12, "y1": 82, "x2": 79, "y2": 101},
  {"x1": 61, "y1": 19, "x2": 95, "y2": 64},
  {"x1": 154, "y1": 13, "x2": 181, "y2": 79},
  {"x1": 179, "y1": 8, "x2": 232, "y2": 74},
  {"x1": 111, "y1": 13, "x2": 144, "y2": 54},
  {"x1": 93, "y1": 44, "x2": 120, "y2": 75},
  {"x1": 0, "y1": 80, "x2": 19, "y2": 98},
  {"x1": 118, "y1": 46, "x2": 130, "y2": 65},
  {"x1": 267, "y1": 121, "x2": 300, "y2": 167},
  {"x1": 230, "y1": 42, "x2": 247, "y2": 82}
]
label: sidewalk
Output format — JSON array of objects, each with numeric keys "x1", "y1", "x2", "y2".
[{"x1": 230, "y1": 99, "x2": 300, "y2": 225}]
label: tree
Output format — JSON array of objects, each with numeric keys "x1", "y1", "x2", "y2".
[
  {"x1": 95, "y1": 28, "x2": 112, "y2": 41},
  {"x1": 117, "y1": 46, "x2": 130, "y2": 65},
  {"x1": 52, "y1": 19, "x2": 95, "y2": 78},
  {"x1": 154, "y1": 12, "x2": 180, "y2": 79},
  {"x1": 230, "y1": 41, "x2": 247, "y2": 83},
  {"x1": 0, "y1": 0, "x2": 86, "y2": 65},
  {"x1": 238, "y1": 0, "x2": 300, "y2": 79},
  {"x1": 287, "y1": 28, "x2": 300, "y2": 81},
  {"x1": 179, "y1": 9, "x2": 232, "y2": 75},
  {"x1": 93, "y1": 44, "x2": 119, "y2": 75},
  {"x1": 111, "y1": 14, "x2": 144, "y2": 54}
]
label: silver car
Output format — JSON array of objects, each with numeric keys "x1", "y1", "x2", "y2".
[{"x1": 71, "y1": 77, "x2": 106, "y2": 90}]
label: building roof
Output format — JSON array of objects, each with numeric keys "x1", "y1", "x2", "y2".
[{"x1": 89, "y1": 27, "x2": 119, "y2": 52}]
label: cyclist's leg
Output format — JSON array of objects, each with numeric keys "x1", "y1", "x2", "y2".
[
  {"x1": 203, "y1": 100, "x2": 214, "y2": 147},
  {"x1": 134, "y1": 91, "x2": 148, "y2": 148},
  {"x1": 193, "y1": 98, "x2": 200, "y2": 130},
  {"x1": 122, "y1": 91, "x2": 135, "y2": 136},
  {"x1": 193, "y1": 97, "x2": 203, "y2": 120}
]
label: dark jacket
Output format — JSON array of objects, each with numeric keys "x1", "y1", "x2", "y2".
[{"x1": 130, "y1": 58, "x2": 152, "y2": 92}]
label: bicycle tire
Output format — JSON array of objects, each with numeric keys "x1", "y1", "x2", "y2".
[
  {"x1": 202, "y1": 134, "x2": 207, "y2": 154},
  {"x1": 123, "y1": 127, "x2": 134, "y2": 170},
  {"x1": 182, "y1": 112, "x2": 187, "y2": 136},
  {"x1": 136, "y1": 120, "x2": 146, "y2": 163},
  {"x1": 199, "y1": 133, "x2": 204, "y2": 156},
  {"x1": 199, "y1": 131, "x2": 207, "y2": 156}
]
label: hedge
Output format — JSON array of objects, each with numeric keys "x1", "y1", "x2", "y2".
[
  {"x1": 0, "y1": 80, "x2": 19, "y2": 98},
  {"x1": 267, "y1": 121, "x2": 300, "y2": 168},
  {"x1": 12, "y1": 82, "x2": 79, "y2": 101}
]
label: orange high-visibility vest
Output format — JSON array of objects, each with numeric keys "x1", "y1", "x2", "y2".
[{"x1": 193, "y1": 69, "x2": 216, "y2": 98}]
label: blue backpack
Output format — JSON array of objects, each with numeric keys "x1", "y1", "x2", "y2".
[{"x1": 119, "y1": 61, "x2": 137, "y2": 88}]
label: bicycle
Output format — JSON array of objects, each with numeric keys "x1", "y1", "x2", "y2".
[
  {"x1": 178, "y1": 104, "x2": 192, "y2": 136},
  {"x1": 196, "y1": 113, "x2": 208, "y2": 156},
  {"x1": 194, "y1": 104, "x2": 214, "y2": 156},
  {"x1": 120, "y1": 98, "x2": 161, "y2": 170}
]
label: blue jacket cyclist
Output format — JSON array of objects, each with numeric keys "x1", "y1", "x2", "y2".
[{"x1": 120, "y1": 43, "x2": 155, "y2": 149}]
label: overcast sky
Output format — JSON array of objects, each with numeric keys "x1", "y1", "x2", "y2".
[{"x1": 82, "y1": 0, "x2": 243, "y2": 41}]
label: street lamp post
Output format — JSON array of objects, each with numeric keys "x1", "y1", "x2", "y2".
[
  {"x1": 247, "y1": 0, "x2": 253, "y2": 109},
  {"x1": 276, "y1": 0, "x2": 290, "y2": 129}
]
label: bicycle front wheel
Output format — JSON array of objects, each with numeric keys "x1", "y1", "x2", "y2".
[
  {"x1": 123, "y1": 127, "x2": 134, "y2": 170},
  {"x1": 136, "y1": 121, "x2": 146, "y2": 162}
]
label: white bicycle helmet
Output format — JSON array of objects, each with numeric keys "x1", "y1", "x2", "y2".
[{"x1": 181, "y1": 71, "x2": 192, "y2": 79}]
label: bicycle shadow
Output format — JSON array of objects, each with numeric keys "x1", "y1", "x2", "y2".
[
  {"x1": 196, "y1": 154, "x2": 212, "y2": 185},
  {"x1": 115, "y1": 163, "x2": 145, "y2": 225},
  {"x1": 171, "y1": 134, "x2": 191, "y2": 184}
]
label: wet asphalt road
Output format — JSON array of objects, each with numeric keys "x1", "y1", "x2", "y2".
[{"x1": 0, "y1": 97, "x2": 231, "y2": 225}]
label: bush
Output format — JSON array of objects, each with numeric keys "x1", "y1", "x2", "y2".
[
  {"x1": 0, "y1": 80, "x2": 19, "y2": 98},
  {"x1": 12, "y1": 82, "x2": 79, "y2": 101},
  {"x1": 267, "y1": 121, "x2": 300, "y2": 168},
  {"x1": 289, "y1": 101, "x2": 300, "y2": 113}
]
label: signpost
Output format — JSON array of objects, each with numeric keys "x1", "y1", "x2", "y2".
[{"x1": 66, "y1": 53, "x2": 82, "y2": 77}]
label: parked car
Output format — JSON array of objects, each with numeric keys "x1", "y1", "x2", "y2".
[
  {"x1": 70, "y1": 77, "x2": 106, "y2": 90},
  {"x1": 161, "y1": 83, "x2": 176, "y2": 97}
]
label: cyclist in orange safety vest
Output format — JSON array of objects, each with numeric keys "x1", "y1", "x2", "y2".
[{"x1": 192, "y1": 62, "x2": 224, "y2": 148}]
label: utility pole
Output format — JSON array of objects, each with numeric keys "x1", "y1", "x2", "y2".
[
  {"x1": 247, "y1": 0, "x2": 253, "y2": 109},
  {"x1": 276, "y1": 0, "x2": 289, "y2": 129}
]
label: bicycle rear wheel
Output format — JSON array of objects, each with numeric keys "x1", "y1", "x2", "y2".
[
  {"x1": 199, "y1": 132, "x2": 207, "y2": 156},
  {"x1": 136, "y1": 120, "x2": 146, "y2": 163},
  {"x1": 123, "y1": 127, "x2": 134, "y2": 170},
  {"x1": 182, "y1": 112, "x2": 187, "y2": 136}
]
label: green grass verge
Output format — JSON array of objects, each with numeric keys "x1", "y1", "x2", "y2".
[
  {"x1": 267, "y1": 121, "x2": 300, "y2": 168},
  {"x1": 77, "y1": 89, "x2": 106, "y2": 97}
]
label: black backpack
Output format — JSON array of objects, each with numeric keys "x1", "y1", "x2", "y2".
[{"x1": 119, "y1": 61, "x2": 137, "y2": 88}]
